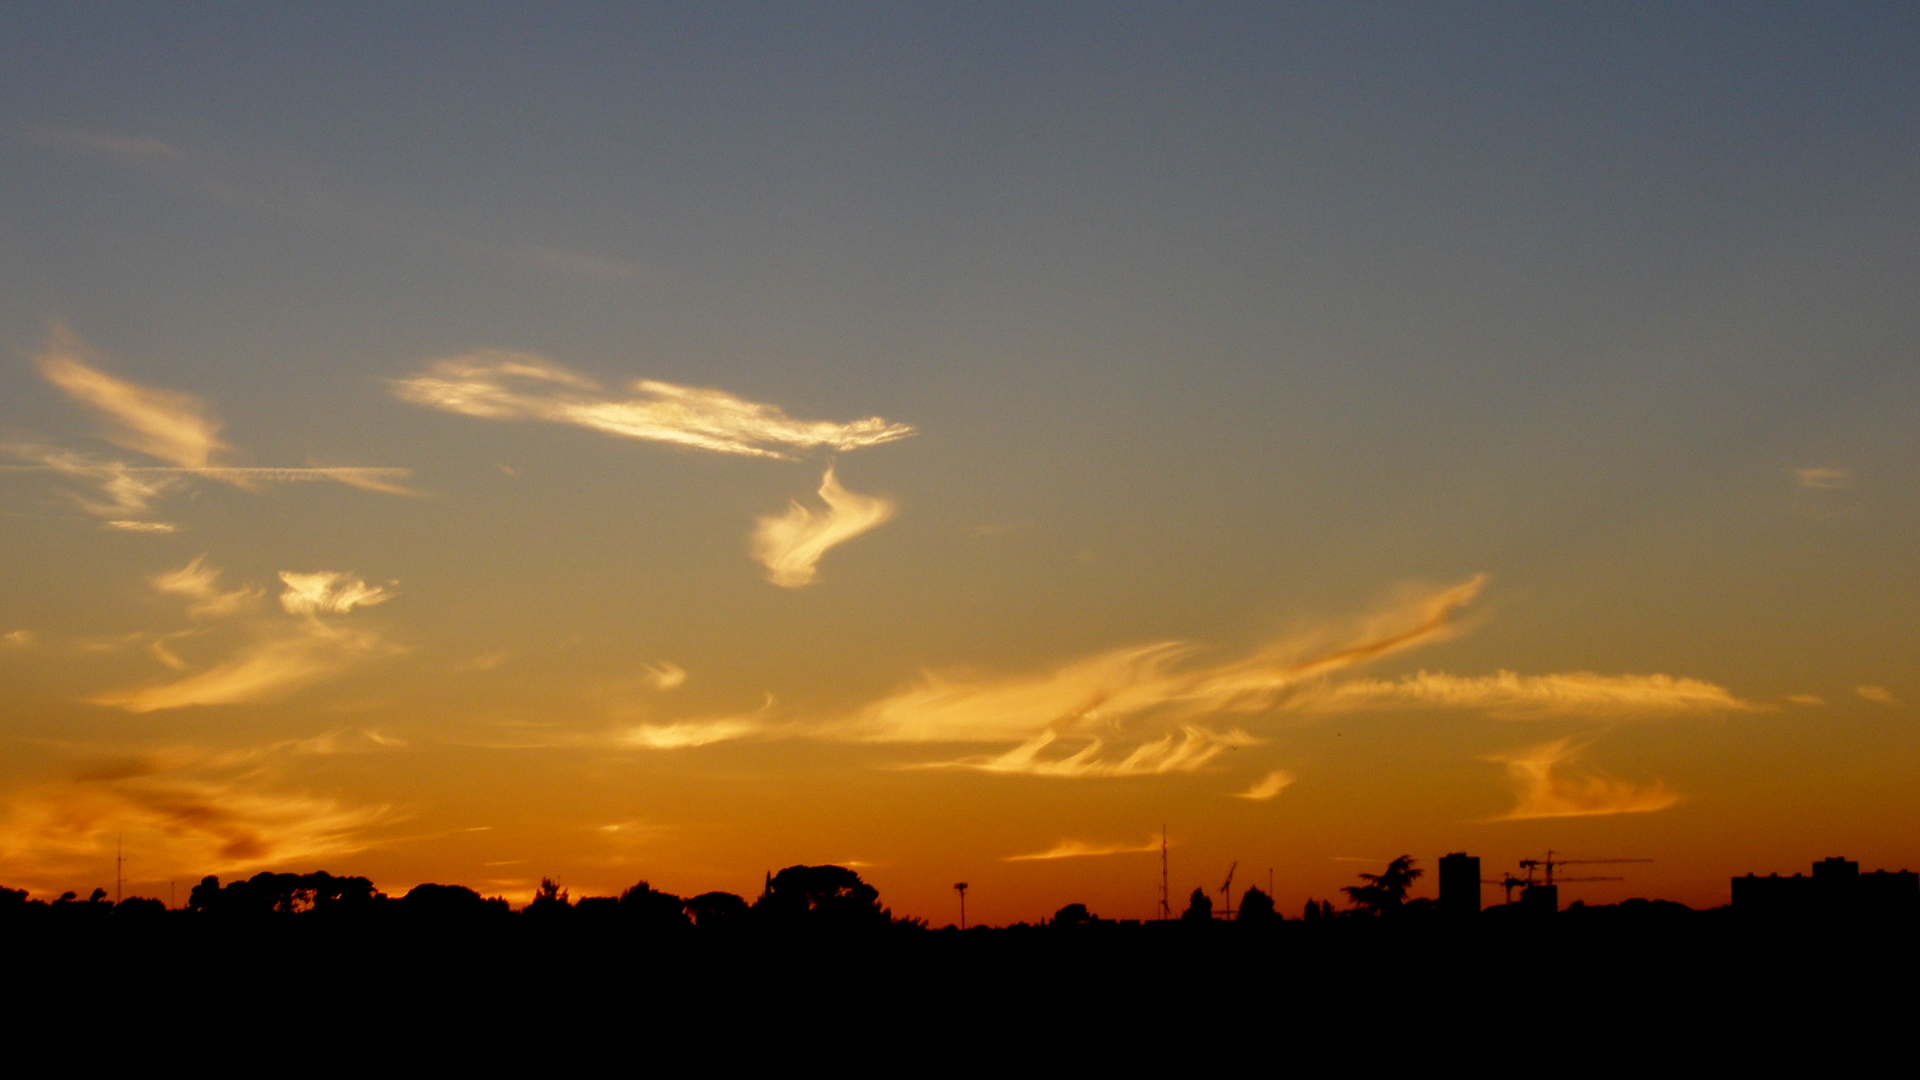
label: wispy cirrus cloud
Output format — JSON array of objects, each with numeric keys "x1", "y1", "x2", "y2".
[
  {"x1": 278, "y1": 571, "x2": 394, "y2": 615},
  {"x1": 391, "y1": 351, "x2": 915, "y2": 461},
  {"x1": 1293, "y1": 670, "x2": 1761, "y2": 718},
  {"x1": 619, "y1": 716, "x2": 769, "y2": 750},
  {"x1": 0, "y1": 749, "x2": 392, "y2": 895},
  {"x1": 1004, "y1": 835, "x2": 1164, "y2": 861},
  {"x1": 1235, "y1": 770, "x2": 1296, "y2": 800},
  {"x1": 828, "y1": 577, "x2": 1487, "y2": 779},
  {"x1": 1488, "y1": 739, "x2": 1678, "y2": 821},
  {"x1": 0, "y1": 443, "x2": 184, "y2": 517},
  {"x1": 153, "y1": 556, "x2": 263, "y2": 619},
  {"x1": 7, "y1": 328, "x2": 413, "y2": 528},
  {"x1": 639, "y1": 662, "x2": 687, "y2": 691},
  {"x1": 37, "y1": 326, "x2": 226, "y2": 467},
  {"x1": 1793, "y1": 466, "x2": 1855, "y2": 490},
  {"x1": 90, "y1": 560, "x2": 399, "y2": 713},
  {"x1": 938, "y1": 727, "x2": 1256, "y2": 779},
  {"x1": 751, "y1": 467, "x2": 896, "y2": 588}
]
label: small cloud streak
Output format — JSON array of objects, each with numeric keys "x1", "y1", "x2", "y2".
[
  {"x1": 392, "y1": 351, "x2": 915, "y2": 461},
  {"x1": 3, "y1": 630, "x2": 33, "y2": 648},
  {"x1": 90, "y1": 560, "x2": 397, "y2": 713},
  {"x1": 940, "y1": 727, "x2": 1255, "y2": 779},
  {"x1": 278, "y1": 571, "x2": 394, "y2": 615},
  {"x1": 2, "y1": 444, "x2": 185, "y2": 517},
  {"x1": 619, "y1": 717, "x2": 766, "y2": 750},
  {"x1": 1297, "y1": 670, "x2": 1762, "y2": 717},
  {"x1": 1857, "y1": 685, "x2": 1898, "y2": 706},
  {"x1": 36, "y1": 326, "x2": 227, "y2": 468},
  {"x1": 1235, "y1": 770, "x2": 1295, "y2": 800},
  {"x1": 0, "y1": 760, "x2": 389, "y2": 893},
  {"x1": 1489, "y1": 739, "x2": 1678, "y2": 821},
  {"x1": 13, "y1": 329, "x2": 411, "y2": 522},
  {"x1": 838, "y1": 576, "x2": 1487, "y2": 746},
  {"x1": 90, "y1": 624, "x2": 389, "y2": 713},
  {"x1": 640, "y1": 662, "x2": 687, "y2": 691},
  {"x1": 750, "y1": 468, "x2": 896, "y2": 588},
  {"x1": 152, "y1": 557, "x2": 263, "y2": 619},
  {"x1": 1793, "y1": 467, "x2": 1855, "y2": 490},
  {"x1": 1004, "y1": 835, "x2": 1164, "y2": 862},
  {"x1": 1787, "y1": 694, "x2": 1825, "y2": 706}
]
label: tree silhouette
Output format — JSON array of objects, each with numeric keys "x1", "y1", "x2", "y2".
[
  {"x1": 1343, "y1": 856, "x2": 1422, "y2": 917},
  {"x1": 401, "y1": 882, "x2": 508, "y2": 920},
  {"x1": 526, "y1": 877, "x2": 570, "y2": 917},
  {"x1": 1237, "y1": 886, "x2": 1278, "y2": 924},
  {"x1": 619, "y1": 881, "x2": 690, "y2": 930},
  {"x1": 754, "y1": 865, "x2": 889, "y2": 929},
  {"x1": 1052, "y1": 902, "x2": 1097, "y2": 926},
  {"x1": 1181, "y1": 887, "x2": 1213, "y2": 922},
  {"x1": 684, "y1": 891, "x2": 750, "y2": 930}
]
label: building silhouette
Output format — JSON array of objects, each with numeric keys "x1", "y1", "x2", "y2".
[
  {"x1": 1732, "y1": 856, "x2": 1919, "y2": 917},
  {"x1": 1439, "y1": 852, "x2": 1480, "y2": 916}
]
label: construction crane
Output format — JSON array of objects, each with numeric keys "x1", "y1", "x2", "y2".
[
  {"x1": 1483, "y1": 874, "x2": 1529, "y2": 905},
  {"x1": 1217, "y1": 862, "x2": 1237, "y2": 920},
  {"x1": 1508, "y1": 851, "x2": 1650, "y2": 911},
  {"x1": 1485, "y1": 871, "x2": 1627, "y2": 904},
  {"x1": 1519, "y1": 850, "x2": 1652, "y2": 886}
]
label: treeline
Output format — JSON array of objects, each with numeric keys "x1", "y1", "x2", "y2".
[{"x1": 0, "y1": 863, "x2": 913, "y2": 932}]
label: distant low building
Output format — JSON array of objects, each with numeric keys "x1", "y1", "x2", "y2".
[{"x1": 1731, "y1": 857, "x2": 1918, "y2": 917}]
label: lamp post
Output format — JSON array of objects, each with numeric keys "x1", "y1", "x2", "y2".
[{"x1": 954, "y1": 882, "x2": 969, "y2": 930}]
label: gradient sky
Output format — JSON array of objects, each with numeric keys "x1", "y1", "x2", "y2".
[{"x1": 2, "y1": 4, "x2": 1916, "y2": 923}]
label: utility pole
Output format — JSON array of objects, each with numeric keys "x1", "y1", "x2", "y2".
[
  {"x1": 953, "y1": 882, "x2": 968, "y2": 930},
  {"x1": 115, "y1": 834, "x2": 125, "y2": 906}
]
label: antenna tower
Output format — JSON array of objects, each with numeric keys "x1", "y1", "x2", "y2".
[{"x1": 1158, "y1": 825, "x2": 1171, "y2": 921}]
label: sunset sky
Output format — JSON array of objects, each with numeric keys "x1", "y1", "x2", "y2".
[{"x1": 2, "y1": 5, "x2": 1915, "y2": 923}]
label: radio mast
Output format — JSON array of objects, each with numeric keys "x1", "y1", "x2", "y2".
[{"x1": 1158, "y1": 825, "x2": 1171, "y2": 920}]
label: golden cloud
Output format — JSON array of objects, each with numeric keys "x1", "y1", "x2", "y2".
[
  {"x1": 0, "y1": 773, "x2": 389, "y2": 896},
  {"x1": 14, "y1": 330, "x2": 412, "y2": 522},
  {"x1": 935, "y1": 726, "x2": 1256, "y2": 779},
  {"x1": 1488, "y1": 738, "x2": 1678, "y2": 821},
  {"x1": 36, "y1": 325, "x2": 227, "y2": 468},
  {"x1": 837, "y1": 576, "x2": 1487, "y2": 747},
  {"x1": 1235, "y1": 769, "x2": 1296, "y2": 801},
  {"x1": 392, "y1": 351, "x2": 915, "y2": 460},
  {"x1": 1295, "y1": 670, "x2": 1762, "y2": 717},
  {"x1": 1004, "y1": 835, "x2": 1164, "y2": 861},
  {"x1": 750, "y1": 468, "x2": 896, "y2": 588},
  {"x1": 1793, "y1": 466, "x2": 1855, "y2": 490},
  {"x1": 1856, "y1": 685, "x2": 1898, "y2": 705},
  {"x1": 89, "y1": 560, "x2": 398, "y2": 713},
  {"x1": 278, "y1": 571, "x2": 394, "y2": 615},
  {"x1": 639, "y1": 662, "x2": 687, "y2": 691},
  {"x1": 153, "y1": 556, "x2": 264, "y2": 619},
  {"x1": 619, "y1": 717, "x2": 767, "y2": 750}
]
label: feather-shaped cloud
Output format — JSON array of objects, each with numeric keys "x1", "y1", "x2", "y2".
[
  {"x1": 393, "y1": 352, "x2": 915, "y2": 460},
  {"x1": 750, "y1": 468, "x2": 896, "y2": 588}
]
